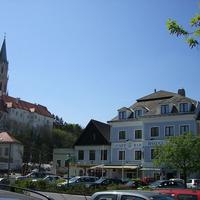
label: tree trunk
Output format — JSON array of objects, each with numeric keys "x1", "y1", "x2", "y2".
[{"x1": 183, "y1": 169, "x2": 187, "y2": 188}]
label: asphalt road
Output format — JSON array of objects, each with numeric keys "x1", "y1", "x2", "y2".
[{"x1": 39, "y1": 192, "x2": 91, "y2": 200}]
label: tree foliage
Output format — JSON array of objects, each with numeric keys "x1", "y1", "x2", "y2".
[
  {"x1": 166, "y1": 13, "x2": 200, "y2": 48},
  {"x1": 2, "y1": 116, "x2": 83, "y2": 164},
  {"x1": 154, "y1": 133, "x2": 200, "y2": 186}
]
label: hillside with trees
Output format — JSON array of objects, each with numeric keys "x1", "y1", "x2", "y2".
[{"x1": 3, "y1": 115, "x2": 83, "y2": 165}]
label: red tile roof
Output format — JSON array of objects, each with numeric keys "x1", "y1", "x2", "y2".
[
  {"x1": 1, "y1": 95, "x2": 52, "y2": 118},
  {"x1": 0, "y1": 132, "x2": 21, "y2": 144}
]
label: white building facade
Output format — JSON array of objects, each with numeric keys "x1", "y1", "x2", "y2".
[{"x1": 0, "y1": 132, "x2": 23, "y2": 171}]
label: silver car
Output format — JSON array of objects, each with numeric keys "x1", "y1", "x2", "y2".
[
  {"x1": 91, "y1": 190, "x2": 174, "y2": 200},
  {"x1": 57, "y1": 176, "x2": 98, "y2": 188}
]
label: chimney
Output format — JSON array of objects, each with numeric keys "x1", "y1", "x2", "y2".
[
  {"x1": 16, "y1": 97, "x2": 20, "y2": 103},
  {"x1": 178, "y1": 88, "x2": 186, "y2": 97},
  {"x1": 154, "y1": 89, "x2": 156, "y2": 93}
]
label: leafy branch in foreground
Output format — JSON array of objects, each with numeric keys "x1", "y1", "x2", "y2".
[{"x1": 166, "y1": 14, "x2": 200, "y2": 48}]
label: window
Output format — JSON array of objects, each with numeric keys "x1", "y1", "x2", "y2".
[
  {"x1": 119, "y1": 150, "x2": 125, "y2": 160},
  {"x1": 101, "y1": 149, "x2": 107, "y2": 160},
  {"x1": 161, "y1": 105, "x2": 169, "y2": 114},
  {"x1": 0, "y1": 82, "x2": 2, "y2": 90},
  {"x1": 1, "y1": 67, "x2": 3, "y2": 74},
  {"x1": 177, "y1": 194, "x2": 197, "y2": 200},
  {"x1": 180, "y1": 125, "x2": 189, "y2": 135},
  {"x1": 165, "y1": 126, "x2": 174, "y2": 136},
  {"x1": 119, "y1": 111, "x2": 126, "y2": 120},
  {"x1": 119, "y1": 131, "x2": 126, "y2": 140},
  {"x1": 4, "y1": 147, "x2": 9, "y2": 156},
  {"x1": 89, "y1": 150, "x2": 95, "y2": 160},
  {"x1": 135, "y1": 109, "x2": 143, "y2": 118},
  {"x1": 57, "y1": 160, "x2": 61, "y2": 167},
  {"x1": 121, "y1": 195, "x2": 145, "y2": 200},
  {"x1": 93, "y1": 194, "x2": 117, "y2": 200},
  {"x1": 179, "y1": 103, "x2": 189, "y2": 112},
  {"x1": 151, "y1": 127, "x2": 159, "y2": 137},
  {"x1": 78, "y1": 150, "x2": 84, "y2": 160},
  {"x1": 135, "y1": 130, "x2": 142, "y2": 139},
  {"x1": 0, "y1": 147, "x2": 2, "y2": 156},
  {"x1": 135, "y1": 150, "x2": 142, "y2": 160},
  {"x1": 151, "y1": 149, "x2": 155, "y2": 160}
]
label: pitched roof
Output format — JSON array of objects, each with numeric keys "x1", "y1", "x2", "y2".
[
  {"x1": 74, "y1": 119, "x2": 110, "y2": 146},
  {"x1": 137, "y1": 90, "x2": 176, "y2": 102},
  {"x1": 132, "y1": 92, "x2": 197, "y2": 116},
  {"x1": 0, "y1": 38, "x2": 8, "y2": 63},
  {"x1": 1, "y1": 95, "x2": 52, "y2": 118},
  {"x1": 0, "y1": 132, "x2": 21, "y2": 144},
  {"x1": 109, "y1": 90, "x2": 198, "y2": 122}
]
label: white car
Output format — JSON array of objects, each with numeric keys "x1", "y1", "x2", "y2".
[
  {"x1": 187, "y1": 178, "x2": 200, "y2": 188},
  {"x1": 91, "y1": 190, "x2": 174, "y2": 200}
]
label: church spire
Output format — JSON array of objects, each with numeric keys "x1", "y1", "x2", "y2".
[
  {"x1": 0, "y1": 36, "x2": 8, "y2": 64},
  {"x1": 0, "y1": 36, "x2": 9, "y2": 96}
]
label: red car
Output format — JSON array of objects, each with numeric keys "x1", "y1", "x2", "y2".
[{"x1": 155, "y1": 189, "x2": 200, "y2": 200}]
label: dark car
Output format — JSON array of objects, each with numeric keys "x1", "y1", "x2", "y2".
[
  {"x1": 86, "y1": 177, "x2": 123, "y2": 188},
  {"x1": 124, "y1": 180, "x2": 147, "y2": 189},
  {"x1": 149, "y1": 180, "x2": 185, "y2": 189},
  {"x1": 0, "y1": 177, "x2": 10, "y2": 185}
]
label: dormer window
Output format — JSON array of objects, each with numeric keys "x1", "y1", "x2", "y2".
[
  {"x1": 179, "y1": 103, "x2": 189, "y2": 112},
  {"x1": 135, "y1": 109, "x2": 143, "y2": 118},
  {"x1": 119, "y1": 111, "x2": 126, "y2": 120},
  {"x1": 161, "y1": 105, "x2": 169, "y2": 114}
]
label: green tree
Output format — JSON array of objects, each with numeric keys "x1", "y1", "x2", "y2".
[
  {"x1": 166, "y1": 13, "x2": 200, "y2": 48},
  {"x1": 154, "y1": 133, "x2": 200, "y2": 187}
]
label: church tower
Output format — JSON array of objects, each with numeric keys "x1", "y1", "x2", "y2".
[{"x1": 0, "y1": 37, "x2": 8, "y2": 96}]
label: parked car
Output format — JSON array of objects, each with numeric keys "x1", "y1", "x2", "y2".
[
  {"x1": 155, "y1": 189, "x2": 200, "y2": 200},
  {"x1": 16, "y1": 171, "x2": 53, "y2": 180},
  {"x1": 57, "y1": 176, "x2": 98, "y2": 188},
  {"x1": 149, "y1": 180, "x2": 185, "y2": 189},
  {"x1": 123, "y1": 179, "x2": 147, "y2": 189},
  {"x1": 187, "y1": 179, "x2": 200, "y2": 189},
  {"x1": 0, "y1": 177, "x2": 10, "y2": 185},
  {"x1": 85, "y1": 177, "x2": 123, "y2": 188},
  {"x1": 91, "y1": 190, "x2": 174, "y2": 200},
  {"x1": 169, "y1": 178, "x2": 184, "y2": 184},
  {"x1": 32, "y1": 175, "x2": 62, "y2": 183}
]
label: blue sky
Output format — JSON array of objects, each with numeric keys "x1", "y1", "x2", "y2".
[{"x1": 1, "y1": 0, "x2": 199, "y2": 127}]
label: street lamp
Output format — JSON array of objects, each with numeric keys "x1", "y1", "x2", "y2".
[
  {"x1": 101, "y1": 145, "x2": 105, "y2": 178},
  {"x1": 66, "y1": 153, "x2": 70, "y2": 187},
  {"x1": 121, "y1": 141, "x2": 126, "y2": 182}
]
